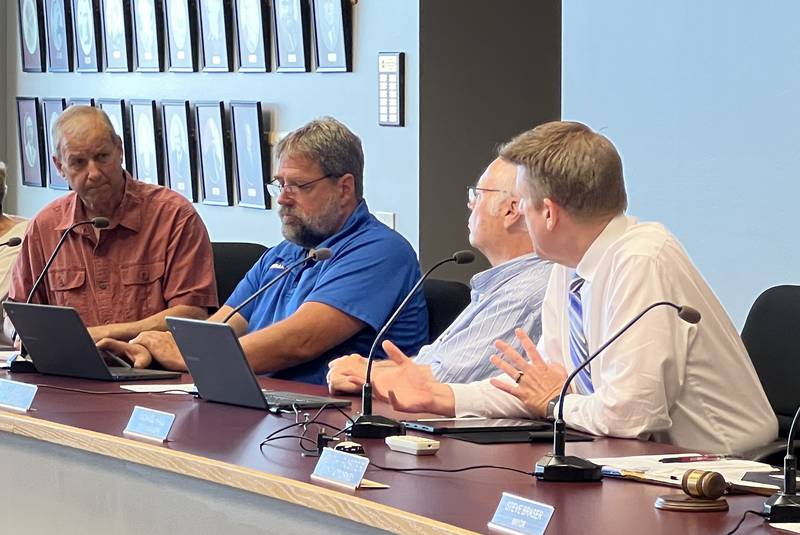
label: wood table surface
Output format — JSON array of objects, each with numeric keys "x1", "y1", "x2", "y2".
[{"x1": 0, "y1": 369, "x2": 780, "y2": 534}]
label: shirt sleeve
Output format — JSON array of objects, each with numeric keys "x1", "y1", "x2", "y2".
[
  {"x1": 161, "y1": 206, "x2": 219, "y2": 309},
  {"x1": 305, "y1": 236, "x2": 420, "y2": 333},
  {"x1": 561, "y1": 254, "x2": 694, "y2": 440},
  {"x1": 451, "y1": 378, "x2": 532, "y2": 418}
]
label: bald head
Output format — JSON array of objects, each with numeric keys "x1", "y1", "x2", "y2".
[{"x1": 53, "y1": 106, "x2": 120, "y2": 160}]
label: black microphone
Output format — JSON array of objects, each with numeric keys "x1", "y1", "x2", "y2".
[
  {"x1": 763, "y1": 406, "x2": 800, "y2": 522},
  {"x1": 347, "y1": 249, "x2": 476, "y2": 439},
  {"x1": 0, "y1": 237, "x2": 22, "y2": 247},
  {"x1": 535, "y1": 301, "x2": 701, "y2": 482},
  {"x1": 9, "y1": 217, "x2": 109, "y2": 373},
  {"x1": 220, "y1": 248, "x2": 332, "y2": 323}
]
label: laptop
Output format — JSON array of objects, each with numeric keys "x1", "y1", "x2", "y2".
[
  {"x1": 402, "y1": 417, "x2": 551, "y2": 434},
  {"x1": 3, "y1": 302, "x2": 181, "y2": 381},
  {"x1": 166, "y1": 317, "x2": 351, "y2": 412}
]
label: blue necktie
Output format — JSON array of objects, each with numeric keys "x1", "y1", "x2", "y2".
[{"x1": 568, "y1": 273, "x2": 594, "y2": 394}]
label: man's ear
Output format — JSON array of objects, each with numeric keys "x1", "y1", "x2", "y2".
[
  {"x1": 53, "y1": 155, "x2": 64, "y2": 176},
  {"x1": 338, "y1": 173, "x2": 356, "y2": 200},
  {"x1": 542, "y1": 198, "x2": 559, "y2": 231},
  {"x1": 503, "y1": 197, "x2": 523, "y2": 229}
]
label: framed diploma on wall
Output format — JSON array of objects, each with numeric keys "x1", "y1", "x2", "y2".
[
  {"x1": 45, "y1": 0, "x2": 73, "y2": 72},
  {"x1": 18, "y1": 0, "x2": 46, "y2": 72},
  {"x1": 42, "y1": 98, "x2": 70, "y2": 190},
  {"x1": 129, "y1": 99, "x2": 163, "y2": 185},
  {"x1": 72, "y1": 0, "x2": 101, "y2": 72}
]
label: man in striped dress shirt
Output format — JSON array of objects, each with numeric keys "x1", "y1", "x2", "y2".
[{"x1": 327, "y1": 157, "x2": 552, "y2": 392}]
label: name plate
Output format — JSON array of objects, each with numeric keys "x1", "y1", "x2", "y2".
[
  {"x1": 310, "y1": 447, "x2": 369, "y2": 490},
  {"x1": 488, "y1": 492, "x2": 554, "y2": 535},
  {"x1": 0, "y1": 379, "x2": 37, "y2": 411},
  {"x1": 123, "y1": 406, "x2": 175, "y2": 442}
]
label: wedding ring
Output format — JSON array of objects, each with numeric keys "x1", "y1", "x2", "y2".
[{"x1": 515, "y1": 371, "x2": 524, "y2": 384}]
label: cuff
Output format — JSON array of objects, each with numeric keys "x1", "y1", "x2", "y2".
[{"x1": 449, "y1": 382, "x2": 488, "y2": 417}]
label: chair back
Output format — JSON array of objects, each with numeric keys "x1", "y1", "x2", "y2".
[
  {"x1": 422, "y1": 278, "x2": 471, "y2": 344},
  {"x1": 211, "y1": 242, "x2": 268, "y2": 304},
  {"x1": 741, "y1": 285, "x2": 800, "y2": 436}
]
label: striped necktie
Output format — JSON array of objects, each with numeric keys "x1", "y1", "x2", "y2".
[{"x1": 568, "y1": 273, "x2": 594, "y2": 394}]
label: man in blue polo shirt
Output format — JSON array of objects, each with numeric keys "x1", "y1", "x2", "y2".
[{"x1": 100, "y1": 117, "x2": 428, "y2": 384}]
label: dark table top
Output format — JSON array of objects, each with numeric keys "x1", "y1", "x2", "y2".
[{"x1": 0, "y1": 369, "x2": 779, "y2": 534}]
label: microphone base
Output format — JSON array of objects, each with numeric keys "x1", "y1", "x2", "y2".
[
  {"x1": 346, "y1": 414, "x2": 405, "y2": 439},
  {"x1": 534, "y1": 453, "x2": 603, "y2": 482},
  {"x1": 8, "y1": 354, "x2": 37, "y2": 373},
  {"x1": 763, "y1": 492, "x2": 800, "y2": 523}
]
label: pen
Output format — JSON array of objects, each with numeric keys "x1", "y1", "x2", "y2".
[{"x1": 658, "y1": 454, "x2": 733, "y2": 464}]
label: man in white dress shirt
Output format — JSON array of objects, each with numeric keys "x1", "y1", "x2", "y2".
[{"x1": 376, "y1": 121, "x2": 777, "y2": 454}]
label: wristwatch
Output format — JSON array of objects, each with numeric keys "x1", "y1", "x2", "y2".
[{"x1": 545, "y1": 395, "x2": 561, "y2": 421}]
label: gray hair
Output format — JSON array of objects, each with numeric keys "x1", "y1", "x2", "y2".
[
  {"x1": 53, "y1": 105, "x2": 119, "y2": 160},
  {"x1": 275, "y1": 117, "x2": 364, "y2": 199},
  {"x1": 500, "y1": 121, "x2": 627, "y2": 219}
]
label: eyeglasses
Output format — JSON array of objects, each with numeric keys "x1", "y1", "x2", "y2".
[
  {"x1": 267, "y1": 174, "x2": 335, "y2": 197},
  {"x1": 468, "y1": 187, "x2": 511, "y2": 204}
]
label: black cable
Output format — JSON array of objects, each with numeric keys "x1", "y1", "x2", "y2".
[
  {"x1": 370, "y1": 463, "x2": 534, "y2": 477},
  {"x1": 725, "y1": 510, "x2": 766, "y2": 535},
  {"x1": 35, "y1": 384, "x2": 195, "y2": 396}
]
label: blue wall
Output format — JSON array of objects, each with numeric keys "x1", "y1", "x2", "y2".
[{"x1": 563, "y1": 0, "x2": 800, "y2": 326}]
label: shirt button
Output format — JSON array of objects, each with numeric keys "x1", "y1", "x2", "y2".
[
  {"x1": 104, "y1": 320, "x2": 110, "y2": 325},
  {"x1": 99, "y1": 283, "x2": 107, "y2": 290}
]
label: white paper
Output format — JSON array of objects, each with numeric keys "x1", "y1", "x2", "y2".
[
  {"x1": 591, "y1": 453, "x2": 774, "y2": 482},
  {"x1": 771, "y1": 523, "x2": 800, "y2": 533},
  {"x1": 120, "y1": 383, "x2": 196, "y2": 395}
]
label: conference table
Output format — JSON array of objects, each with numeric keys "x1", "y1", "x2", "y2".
[{"x1": 0, "y1": 369, "x2": 780, "y2": 534}]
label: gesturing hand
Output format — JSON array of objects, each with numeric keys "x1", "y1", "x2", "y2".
[{"x1": 489, "y1": 328, "x2": 567, "y2": 417}]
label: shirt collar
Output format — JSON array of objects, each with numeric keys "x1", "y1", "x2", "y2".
[
  {"x1": 575, "y1": 213, "x2": 634, "y2": 284},
  {"x1": 54, "y1": 172, "x2": 142, "y2": 233},
  {"x1": 316, "y1": 199, "x2": 371, "y2": 249},
  {"x1": 471, "y1": 252, "x2": 542, "y2": 295}
]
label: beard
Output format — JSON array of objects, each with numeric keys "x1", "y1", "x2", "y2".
[{"x1": 279, "y1": 196, "x2": 342, "y2": 248}]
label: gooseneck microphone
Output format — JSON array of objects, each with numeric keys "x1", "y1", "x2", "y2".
[
  {"x1": 535, "y1": 301, "x2": 701, "y2": 482},
  {"x1": 26, "y1": 217, "x2": 110, "y2": 304},
  {"x1": 221, "y1": 248, "x2": 332, "y2": 324},
  {"x1": 347, "y1": 249, "x2": 476, "y2": 439},
  {"x1": 762, "y1": 405, "x2": 800, "y2": 522},
  {"x1": 0, "y1": 237, "x2": 22, "y2": 248},
  {"x1": 10, "y1": 217, "x2": 109, "y2": 373}
]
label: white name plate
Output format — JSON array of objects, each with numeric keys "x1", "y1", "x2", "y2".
[
  {"x1": 123, "y1": 406, "x2": 175, "y2": 442},
  {"x1": 0, "y1": 379, "x2": 37, "y2": 412}
]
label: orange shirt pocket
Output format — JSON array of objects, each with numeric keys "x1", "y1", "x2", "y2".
[
  {"x1": 46, "y1": 268, "x2": 87, "y2": 309},
  {"x1": 120, "y1": 261, "x2": 166, "y2": 321}
]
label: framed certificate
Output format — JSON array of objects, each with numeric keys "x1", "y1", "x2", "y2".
[
  {"x1": 18, "y1": 0, "x2": 46, "y2": 72},
  {"x1": 273, "y1": 0, "x2": 308, "y2": 72},
  {"x1": 42, "y1": 98, "x2": 70, "y2": 190},
  {"x1": 198, "y1": 0, "x2": 232, "y2": 72},
  {"x1": 17, "y1": 97, "x2": 46, "y2": 188},
  {"x1": 101, "y1": 0, "x2": 132, "y2": 71},
  {"x1": 195, "y1": 101, "x2": 232, "y2": 206},
  {"x1": 45, "y1": 0, "x2": 73, "y2": 72},
  {"x1": 97, "y1": 98, "x2": 132, "y2": 172},
  {"x1": 131, "y1": 0, "x2": 164, "y2": 71},
  {"x1": 129, "y1": 100, "x2": 162, "y2": 185},
  {"x1": 162, "y1": 100, "x2": 198, "y2": 202},
  {"x1": 165, "y1": 0, "x2": 197, "y2": 72},
  {"x1": 72, "y1": 0, "x2": 101, "y2": 71},
  {"x1": 230, "y1": 101, "x2": 269, "y2": 209},
  {"x1": 234, "y1": 0, "x2": 268, "y2": 72},
  {"x1": 312, "y1": 0, "x2": 350, "y2": 72}
]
